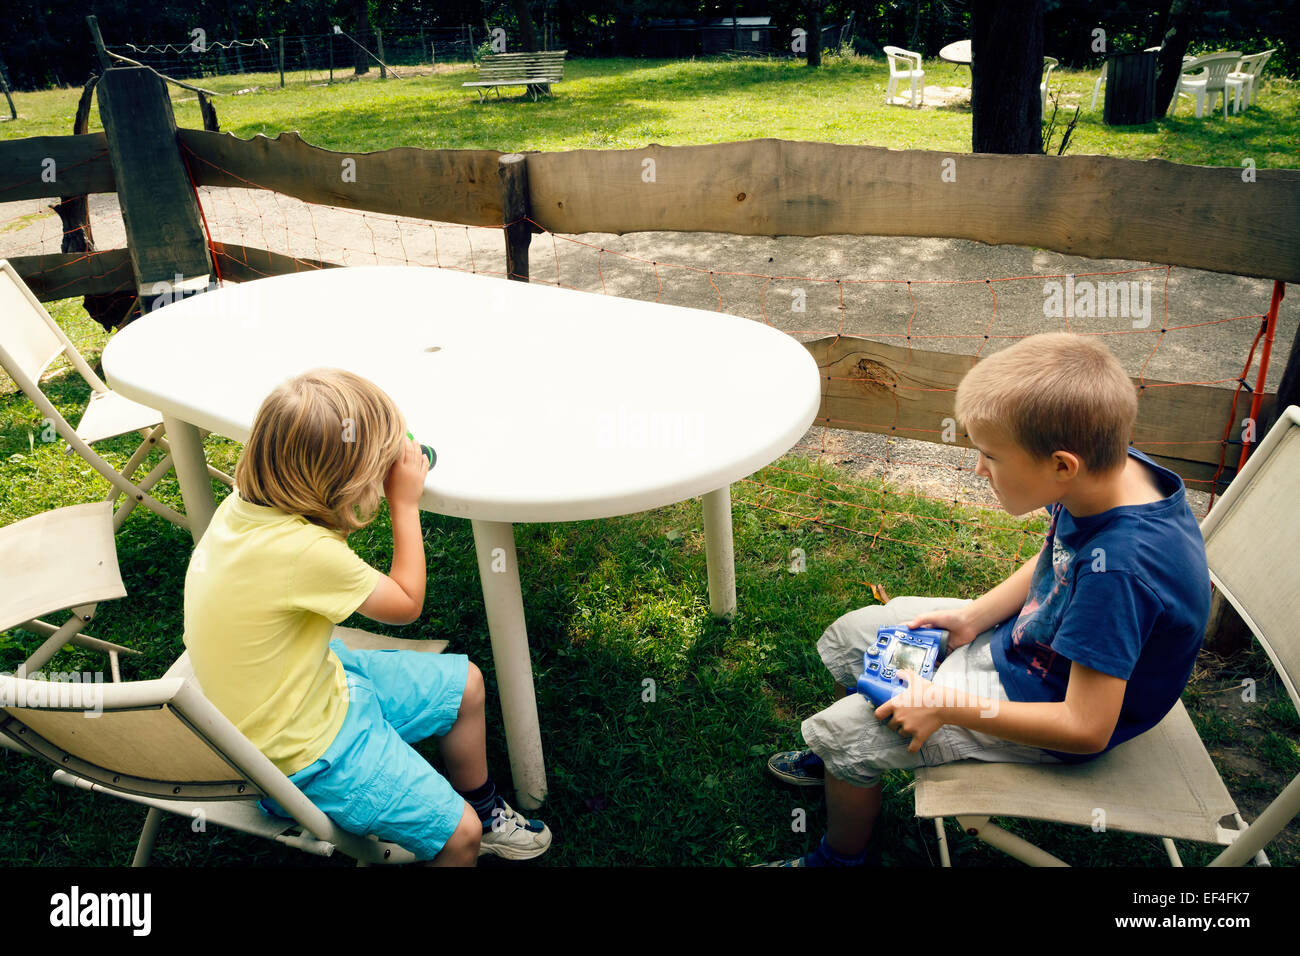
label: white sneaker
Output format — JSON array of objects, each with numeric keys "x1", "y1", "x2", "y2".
[{"x1": 479, "y1": 798, "x2": 552, "y2": 861}]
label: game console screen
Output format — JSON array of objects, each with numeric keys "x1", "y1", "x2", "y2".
[{"x1": 890, "y1": 642, "x2": 928, "y2": 674}]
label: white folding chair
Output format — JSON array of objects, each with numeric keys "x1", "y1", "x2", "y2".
[
  {"x1": 0, "y1": 500, "x2": 138, "y2": 676},
  {"x1": 0, "y1": 259, "x2": 232, "y2": 533},
  {"x1": 0, "y1": 626, "x2": 449, "y2": 866},
  {"x1": 914, "y1": 405, "x2": 1300, "y2": 866},
  {"x1": 0, "y1": 501, "x2": 138, "y2": 751},
  {"x1": 883, "y1": 46, "x2": 925, "y2": 108}
]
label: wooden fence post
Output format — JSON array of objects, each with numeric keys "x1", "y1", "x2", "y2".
[
  {"x1": 377, "y1": 29, "x2": 386, "y2": 79},
  {"x1": 86, "y1": 15, "x2": 112, "y2": 71},
  {"x1": 328, "y1": 34, "x2": 334, "y2": 83},
  {"x1": 498, "y1": 153, "x2": 531, "y2": 282},
  {"x1": 95, "y1": 66, "x2": 213, "y2": 308},
  {"x1": 278, "y1": 36, "x2": 285, "y2": 87}
]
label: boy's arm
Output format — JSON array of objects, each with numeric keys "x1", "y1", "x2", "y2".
[
  {"x1": 962, "y1": 550, "x2": 1040, "y2": 634},
  {"x1": 908, "y1": 548, "x2": 1040, "y2": 649},
  {"x1": 358, "y1": 499, "x2": 426, "y2": 625},
  {"x1": 358, "y1": 440, "x2": 429, "y2": 626},
  {"x1": 879, "y1": 660, "x2": 1126, "y2": 754}
]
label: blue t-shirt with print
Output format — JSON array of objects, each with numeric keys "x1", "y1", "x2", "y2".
[{"x1": 991, "y1": 447, "x2": 1211, "y2": 763}]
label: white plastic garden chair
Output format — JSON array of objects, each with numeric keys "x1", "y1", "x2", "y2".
[
  {"x1": 914, "y1": 405, "x2": 1300, "y2": 866},
  {"x1": 1090, "y1": 46, "x2": 1163, "y2": 110},
  {"x1": 1168, "y1": 51, "x2": 1242, "y2": 118},
  {"x1": 0, "y1": 625, "x2": 449, "y2": 866},
  {"x1": 0, "y1": 259, "x2": 233, "y2": 534},
  {"x1": 1225, "y1": 50, "x2": 1274, "y2": 113},
  {"x1": 883, "y1": 46, "x2": 924, "y2": 108},
  {"x1": 1040, "y1": 56, "x2": 1058, "y2": 119}
]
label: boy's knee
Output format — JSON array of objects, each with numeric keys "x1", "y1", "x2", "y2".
[
  {"x1": 459, "y1": 662, "x2": 485, "y2": 715},
  {"x1": 435, "y1": 803, "x2": 482, "y2": 865}
]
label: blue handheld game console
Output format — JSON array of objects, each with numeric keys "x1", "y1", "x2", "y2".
[{"x1": 856, "y1": 626, "x2": 949, "y2": 707}]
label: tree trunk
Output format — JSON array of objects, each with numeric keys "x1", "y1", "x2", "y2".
[
  {"x1": 807, "y1": 3, "x2": 822, "y2": 67},
  {"x1": 971, "y1": 0, "x2": 1044, "y2": 154},
  {"x1": 354, "y1": 0, "x2": 370, "y2": 75},
  {"x1": 1153, "y1": 0, "x2": 1203, "y2": 116},
  {"x1": 514, "y1": 0, "x2": 539, "y2": 52}
]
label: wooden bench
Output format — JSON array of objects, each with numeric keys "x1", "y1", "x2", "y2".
[{"x1": 463, "y1": 50, "x2": 567, "y2": 102}]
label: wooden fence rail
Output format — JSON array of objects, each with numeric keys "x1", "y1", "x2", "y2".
[{"x1": 3, "y1": 81, "x2": 1297, "y2": 491}]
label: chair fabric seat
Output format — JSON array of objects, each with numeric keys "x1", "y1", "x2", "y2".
[
  {"x1": 0, "y1": 501, "x2": 127, "y2": 631},
  {"x1": 915, "y1": 699, "x2": 1239, "y2": 845},
  {"x1": 74, "y1": 388, "x2": 164, "y2": 447}
]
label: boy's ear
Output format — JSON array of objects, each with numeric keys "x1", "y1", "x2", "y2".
[{"x1": 1051, "y1": 449, "x2": 1082, "y2": 481}]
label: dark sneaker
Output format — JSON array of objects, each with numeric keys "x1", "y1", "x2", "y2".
[{"x1": 767, "y1": 748, "x2": 826, "y2": 787}]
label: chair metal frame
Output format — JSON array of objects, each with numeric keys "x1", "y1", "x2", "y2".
[
  {"x1": 0, "y1": 259, "x2": 232, "y2": 534},
  {"x1": 1, "y1": 626, "x2": 449, "y2": 866}
]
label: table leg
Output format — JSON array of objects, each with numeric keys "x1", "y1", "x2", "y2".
[
  {"x1": 471, "y1": 519, "x2": 547, "y2": 810},
  {"x1": 702, "y1": 485, "x2": 737, "y2": 620},
  {"x1": 163, "y1": 415, "x2": 217, "y2": 545}
]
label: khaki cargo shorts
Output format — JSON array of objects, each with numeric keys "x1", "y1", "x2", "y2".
[{"x1": 800, "y1": 596, "x2": 1060, "y2": 787}]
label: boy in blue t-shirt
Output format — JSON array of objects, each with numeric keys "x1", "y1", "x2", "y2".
[{"x1": 763, "y1": 332, "x2": 1211, "y2": 866}]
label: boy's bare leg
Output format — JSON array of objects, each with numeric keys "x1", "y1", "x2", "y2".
[
  {"x1": 438, "y1": 662, "x2": 488, "y2": 791},
  {"x1": 825, "y1": 772, "x2": 883, "y2": 857},
  {"x1": 423, "y1": 803, "x2": 482, "y2": 867}
]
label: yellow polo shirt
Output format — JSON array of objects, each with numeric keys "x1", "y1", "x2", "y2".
[{"x1": 183, "y1": 491, "x2": 382, "y2": 776}]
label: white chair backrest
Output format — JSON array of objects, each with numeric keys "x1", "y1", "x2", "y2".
[
  {"x1": 882, "y1": 46, "x2": 921, "y2": 71},
  {"x1": 0, "y1": 259, "x2": 111, "y2": 401},
  {"x1": 0, "y1": 259, "x2": 68, "y2": 387},
  {"x1": 1200, "y1": 405, "x2": 1300, "y2": 713},
  {"x1": 0, "y1": 501, "x2": 125, "y2": 632},
  {"x1": 1235, "y1": 49, "x2": 1274, "y2": 77},
  {"x1": 1182, "y1": 52, "x2": 1243, "y2": 82}
]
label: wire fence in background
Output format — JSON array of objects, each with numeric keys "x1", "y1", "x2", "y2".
[{"x1": 107, "y1": 28, "x2": 482, "y2": 88}]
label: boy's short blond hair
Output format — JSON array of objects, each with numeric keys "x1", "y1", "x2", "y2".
[
  {"x1": 234, "y1": 368, "x2": 407, "y2": 535},
  {"x1": 955, "y1": 333, "x2": 1137, "y2": 473}
]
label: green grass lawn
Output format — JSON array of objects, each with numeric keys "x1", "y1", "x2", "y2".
[
  {"x1": 2, "y1": 56, "x2": 1297, "y2": 867},
  {"x1": 2, "y1": 305, "x2": 1296, "y2": 868},
  {"x1": 4, "y1": 54, "x2": 1298, "y2": 167}
]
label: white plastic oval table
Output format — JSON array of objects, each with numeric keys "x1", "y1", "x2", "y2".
[{"x1": 101, "y1": 265, "x2": 822, "y2": 810}]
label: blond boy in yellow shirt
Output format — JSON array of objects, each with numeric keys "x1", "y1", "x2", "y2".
[{"x1": 184, "y1": 368, "x2": 549, "y2": 865}]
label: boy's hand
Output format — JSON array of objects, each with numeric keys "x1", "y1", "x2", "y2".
[
  {"x1": 874, "y1": 670, "x2": 945, "y2": 752},
  {"x1": 905, "y1": 606, "x2": 979, "y2": 651},
  {"x1": 383, "y1": 439, "x2": 429, "y2": 508}
]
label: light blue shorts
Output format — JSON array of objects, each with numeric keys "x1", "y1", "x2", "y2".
[{"x1": 260, "y1": 638, "x2": 471, "y2": 861}]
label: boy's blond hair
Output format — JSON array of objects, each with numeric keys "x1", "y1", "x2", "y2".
[
  {"x1": 955, "y1": 332, "x2": 1137, "y2": 473},
  {"x1": 234, "y1": 368, "x2": 406, "y2": 535}
]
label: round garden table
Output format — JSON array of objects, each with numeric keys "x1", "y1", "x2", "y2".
[
  {"x1": 101, "y1": 265, "x2": 822, "y2": 809},
  {"x1": 939, "y1": 39, "x2": 971, "y2": 65}
]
